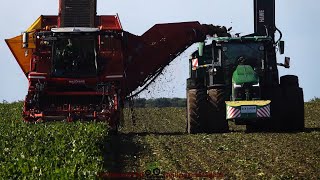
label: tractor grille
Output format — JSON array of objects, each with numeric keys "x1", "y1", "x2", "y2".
[{"x1": 60, "y1": 0, "x2": 96, "y2": 27}]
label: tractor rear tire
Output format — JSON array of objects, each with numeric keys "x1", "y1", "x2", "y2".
[
  {"x1": 247, "y1": 87, "x2": 283, "y2": 132},
  {"x1": 280, "y1": 75, "x2": 299, "y2": 87},
  {"x1": 281, "y1": 85, "x2": 304, "y2": 131},
  {"x1": 260, "y1": 75, "x2": 304, "y2": 132},
  {"x1": 279, "y1": 75, "x2": 304, "y2": 131},
  {"x1": 186, "y1": 88, "x2": 207, "y2": 134},
  {"x1": 206, "y1": 88, "x2": 229, "y2": 133},
  {"x1": 247, "y1": 82, "x2": 304, "y2": 132}
]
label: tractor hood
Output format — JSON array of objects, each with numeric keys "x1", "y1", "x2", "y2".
[{"x1": 232, "y1": 65, "x2": 259, "y2": 85}]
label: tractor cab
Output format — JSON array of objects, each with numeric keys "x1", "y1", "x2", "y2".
[
  {"x1": 189, "y1": 36, "x2": 274, "y2": 97},
  {"x1": 212, "y1": 36, "x2": 270, "y2": 82},
  {"x1": 188, "y1": 36, "x2": 277, "y2": 123},
  {"x1": 210, "y1": 36, "x2": 274, "y2": 101}
]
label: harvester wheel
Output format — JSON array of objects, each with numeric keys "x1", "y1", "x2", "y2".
[
  {"x1": 109, "y1": 126, "x2": 119, "y2": 135},
  {"x1": 207, "y1": 88, "x2": 229, "y2": 133},
  {"x1": 23, "y1": 117, "x2": 37, "y2": 123},
  {"x1": 109, "y1": 110, "x2": 121, "y2": 135},
  {"x1": 186, "y1": 88, "x2": 207, "y2": 134}
]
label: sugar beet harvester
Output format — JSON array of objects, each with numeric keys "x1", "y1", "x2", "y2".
[
  {"x1": 186, "y1": 0, "x2": 304, "y2": 133},
  {"x1": 5, "y1": 0, "x2": 229, "y2": 133}
]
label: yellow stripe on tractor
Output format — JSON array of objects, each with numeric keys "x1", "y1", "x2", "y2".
[{"x1": 225, "y1": 100, "x2": 271, "y2": 107}]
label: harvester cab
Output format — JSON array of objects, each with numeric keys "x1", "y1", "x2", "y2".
[{"x1": 48, "y1": 28, "x2": 99, "y2": 78}]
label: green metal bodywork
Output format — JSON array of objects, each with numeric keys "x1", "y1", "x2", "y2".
[
  {"x1": 189, "y1": 36, "x2": 273, "y2": 121},
  {"x1": 232, "y1": 65, "x2": 259, "y2": 85},
  {"x1": 213, "y1": 36, "x2": 272, "y2": 42}
]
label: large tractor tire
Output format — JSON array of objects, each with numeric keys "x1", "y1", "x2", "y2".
[
  {"x1": 251, "y1": 75, "x2": 304, "y2": 132},
  {"x1": 280, "y1": 75, "x2": 299, "y2": 87},
  {"x1": 186, "y1": 88, "x2": 207, "y2": 134},
  {"x1": 280, "y1": 75, "x2": 304, "y2": 131},
  {"x1": 246, "y1": 87, "x2": 283, "y2": 132},
  {"x1": 206, "y1": 88, "x2": 229, "y2": 133}
]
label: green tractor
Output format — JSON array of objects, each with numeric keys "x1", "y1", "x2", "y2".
[
  {"x1": 186, "y1": 35, "x2": 304, "y2": 133},
  {"x1": 186, "y1": 0, "x2": 304, "y2": 133}
]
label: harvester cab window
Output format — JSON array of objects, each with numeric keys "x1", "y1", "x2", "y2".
[{"x1": 52, "y1": 35, "x2": 97, "y2": 77}]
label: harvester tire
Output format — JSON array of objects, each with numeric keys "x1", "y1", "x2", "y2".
[
  {"x1": 186, "y1": 88, "x2": 207, "y2": 134},
  {"x1": 109, "y1": 110, "x2": 122, "y2": 135},
  {"x1": 206, "y1": 88, "x2": 229, "y2": 133},
  {"x1": 109, "y1": 127, "x2": 119, "y2": 135}
]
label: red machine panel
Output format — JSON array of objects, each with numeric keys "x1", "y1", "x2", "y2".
[{"x1": 123, "y1": 22, "x2": 229, "y2": 95}]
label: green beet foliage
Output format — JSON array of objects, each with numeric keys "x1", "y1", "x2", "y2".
[{"x1": 0, "y1": 102, "x2": 108, "y2": 179}]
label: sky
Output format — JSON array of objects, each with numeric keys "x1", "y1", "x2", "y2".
[{"x1": 0, "y1": 0, "x2": 319, "y2": 102}]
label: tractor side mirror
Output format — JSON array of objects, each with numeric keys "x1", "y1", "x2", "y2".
[
  {"x1": 284, "y1": 57, "x2": 290, "y2": 68},
  {"x1": 279, "y1": 41, "x2": 285, "y2": 54}
]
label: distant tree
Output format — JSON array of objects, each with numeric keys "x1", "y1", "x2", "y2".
[
  {"x1": 310, "y1": 97, "x2": 320, "y2": 103},
  {"x1": 133, "y1": 98, "x2": 147, "y2": 108},
  {"x1": 126, "y1": 98, "x2": 187, "y2": 108},
  {"x1": 176, "y1": 98, "x2": 187, "y2": 107},
  {"x1": 154, "y1": 98, "x2": 172, "y2": 108}
]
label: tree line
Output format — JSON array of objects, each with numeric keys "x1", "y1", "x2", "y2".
[{"x1": 125, "y1": 98, "x2": 187, "y2": 108}]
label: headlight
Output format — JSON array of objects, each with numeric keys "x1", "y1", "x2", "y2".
[
  {"x1": 234, "y1": 83, "x2": 241, "y2": 88},
  {"x1": 253, "y1": 83, "x2": 260, "y2": 87}
]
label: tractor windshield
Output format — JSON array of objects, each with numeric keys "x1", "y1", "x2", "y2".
[
  {"x1": 52, "y1": 35, "x2": 97, "y2": 78},
  {"x1": 222, "y1": 42, "x2": 264, "y2": 68}
]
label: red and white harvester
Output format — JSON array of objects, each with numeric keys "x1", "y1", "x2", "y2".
[{"x1": 6, "y1": 0, "x2": 228, "y2": 132}]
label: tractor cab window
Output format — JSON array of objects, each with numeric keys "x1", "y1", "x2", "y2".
[
  {"x1": 221, "y1": 42, "x2": 264, "y2": 69},
  {"x1": 52, "y1": 35, "x2": 97, "y2": 77}
]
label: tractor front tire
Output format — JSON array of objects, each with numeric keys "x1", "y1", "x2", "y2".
[
  {"x1": 186, "y1": 88, "x2": 207, "y2": 134},
  {"x1": 206, "y1": 88, "x2": 229, "y2": 133}
]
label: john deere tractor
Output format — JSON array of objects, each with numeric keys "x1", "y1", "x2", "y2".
[{"x1": 186, "y1": 0, "x2": 304, "y2": 133}]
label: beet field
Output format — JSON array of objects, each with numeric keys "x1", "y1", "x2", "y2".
[{"x1": 0, "y1": 100, "x2": 319, "y2": 179}]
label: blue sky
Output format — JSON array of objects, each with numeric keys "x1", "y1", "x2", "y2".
[{"x1": 0, "y1": 0, "x2": 319, "y2": 102}]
